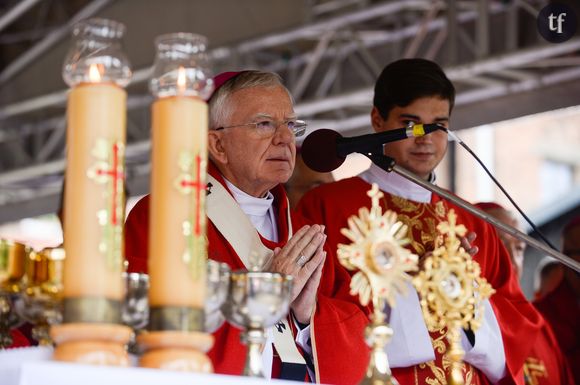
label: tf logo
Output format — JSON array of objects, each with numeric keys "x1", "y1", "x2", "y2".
[{"x1": 537, "y1": 3, "x2": 578, "y2": 43}]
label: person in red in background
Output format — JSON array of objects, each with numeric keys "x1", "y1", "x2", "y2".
[
  {"x1": 534, "y1": 216, "x2": 580, "y2": 384},
  {"x1": 533, "y1": 257, "x2": 564, "y2": 300},
  {"x1": 297, "y1": 58, "x2": 543, "y2": 385},
  {"x1": 285, "y1": 149, "x2": 334, "y2": 210},
  {"x1": 124, "y1": 70, "x2": 369, "y2": 384},
  {"x1": 475, "y1": 202, "x2": 574, "y2": 385},
  {"x1": 474, "y1": 203, "x2": 526, "y2": 278}
]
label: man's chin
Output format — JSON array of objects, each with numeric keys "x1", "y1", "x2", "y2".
[
  {"x1": 261, "y1": 173, "x2": 292, "y2": 188},
  {"x1": 400, "y1": 161, "x2": 435, "y2": 179},
  {"x1": 265, "y1": 163, "x2": 293, "y2": 174}
]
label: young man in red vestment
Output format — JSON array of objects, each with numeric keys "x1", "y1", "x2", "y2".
[
  {"x1": 124, "y1": 70, "x2": 369, "y2": 383},
  {"x1": 534, "y1": 216, "x2": 580, "y2": 384},
  {"x1": 475, "y1": 202, "x2": 574, "y2": 385},
  {"x1": 296, "y1": 58, "x2": 543, "y2": 385}
]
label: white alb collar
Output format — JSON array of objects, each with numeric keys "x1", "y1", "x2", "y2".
[
  {"x1": 224, "y1": 178, "x2": 275, "y2": 216},
  {"x1": 359, "y1": 163, "x2": 434, "y2": 203}
]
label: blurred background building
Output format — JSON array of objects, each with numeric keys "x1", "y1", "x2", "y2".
[{"x1": 0, "y1": 0, "x2": 579, "y2": 297}]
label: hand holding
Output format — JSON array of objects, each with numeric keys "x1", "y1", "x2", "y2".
[{"x1": 461, "y1": 231, "x2": 478, "y2": 257}]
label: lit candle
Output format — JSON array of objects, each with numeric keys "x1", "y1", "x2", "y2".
[
  {"x1": 139, "y1": 32, "x2": 214, "y2": 371},
  {"x1": 148, "y1": 36, "x2": 213, "y2": 315},
  {"x1": 52, "y1": 18, "x2": 132, "y2": 365},
  {"x1": 64, "y1": 63, "x2": 126, "y2": 301},
  {"x1": 149, "y1": 90, "x2": 208, "y2": 308}
]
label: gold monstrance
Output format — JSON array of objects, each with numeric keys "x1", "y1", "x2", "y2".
[
  {"x1": 337, "y1": 184, "x2": 419, "y2": 385},
  {"x1": 413, "y1": 209, "x2": 495, "y2": 385}
]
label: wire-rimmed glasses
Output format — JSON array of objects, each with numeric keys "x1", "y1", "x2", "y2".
[{"x1": 215, "y1": 119, "x2": 307, "y2": 138}]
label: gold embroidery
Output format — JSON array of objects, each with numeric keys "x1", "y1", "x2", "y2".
[
  {"x1": 415, "y1": 365, "x2": 418, "y2": 385},
  {"x1": 391, "y1": 195, "x2": 420, "y2": 212},
  {"x1": 431, "y1": 328, "x2": 447, "y2": 354},
  {"x1": 434, "y1": 201, "x2": 446, "y2": 217},
  {"x1": 425, "y1": 361, "x2": 447, "y2": 384},
  {"x1": 383, "y1": 195, "x2": 449, "y2": 259},
  {"x1": 411, "y1": 328, "x2": 479, "y2": 385},
  {"x1": 523, "y1": 357, "x2": 548, "y2": 385},
  {"x1": 383, "y1": 194, "x2": 481, "y2": 385}
]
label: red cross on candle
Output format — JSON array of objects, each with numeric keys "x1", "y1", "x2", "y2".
[
  {"x1": 178, "y1": 155, "x2": 205, "y2": 235},
  {"x1": 94, "y1": 142, "x2": 124, "y2": 226}
]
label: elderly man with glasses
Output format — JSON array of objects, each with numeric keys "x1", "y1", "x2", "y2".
[{"x1": 124, "y1": 70, "x2": 369, "y2": 383}]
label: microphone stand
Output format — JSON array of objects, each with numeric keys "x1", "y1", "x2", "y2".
[{"x1": 368, "y1": 154, "x2": 580, "y2": 273}]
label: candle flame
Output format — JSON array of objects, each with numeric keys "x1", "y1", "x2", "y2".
[
  {"x1": 89, "y1": 64, "x2": 102, "y2": 83},
  {"x1": 177, "y1": 66, "x2": 187, "y2": 94}
]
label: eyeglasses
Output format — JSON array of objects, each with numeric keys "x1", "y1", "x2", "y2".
[{"x1": 215, "y1": 119, "x2": 307, "y2": 138}]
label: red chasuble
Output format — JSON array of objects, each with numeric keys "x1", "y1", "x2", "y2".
[
  {"x1": 533, "y1": 279, "x2": 580, "y2": 385},
  {"x1": 522, "y1": 320, "x2": 574, "y2": 385},
  {"x1": 124, "y1": 164, "x2": 370, "y2": 384},
  {"x1": 296, "y1": 177, "x2": 543, "y2": 385}
]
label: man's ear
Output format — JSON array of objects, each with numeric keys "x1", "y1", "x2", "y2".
[
  {"x1": 208, "y1": 130, "x2": 228, "y2": 165},
  {"x1": 371, "y1": 107, "x2": 385, "y2": 133}
]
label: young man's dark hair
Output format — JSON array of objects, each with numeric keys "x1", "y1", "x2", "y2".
[{"x1": 373, "y1": 58, "x2": 456, "y2": 119}]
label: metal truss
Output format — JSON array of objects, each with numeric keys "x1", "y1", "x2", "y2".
[{"x1": 1, "y1": 0, "x2": 579, "y2": 222}]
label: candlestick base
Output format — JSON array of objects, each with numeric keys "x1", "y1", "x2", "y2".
[
  {"x1": 51, "y1": 323, "x2": 132, "y2": 365},
  {"x1": 137, "y1": 330, "x2": 214, "y2": 372}
]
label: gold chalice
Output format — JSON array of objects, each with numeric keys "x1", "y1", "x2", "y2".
[
  {"x1": 0, "y1": 239, "x2": 27, "y2": 348},
  {"x1": 15, "y1": 247, "x2": 64, "y2": 346}
]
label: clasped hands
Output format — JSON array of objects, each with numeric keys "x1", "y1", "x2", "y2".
[
  {"x1": 266, "y1": 225, "x2": 327, "y2": 325},
  {"x1": 264, "y1": 228, "x2": 477, "y2": 326}
]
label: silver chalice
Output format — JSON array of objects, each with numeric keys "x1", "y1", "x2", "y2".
[
  {"x1": 205, "y1": 260, "x2": 230, "y2": 332},
  {"x1": 221, "y1": 269, "x2": 293, "y2": 377},
  {"x1": 122, "y1": 272, "x2": 149, "y2": 354}
]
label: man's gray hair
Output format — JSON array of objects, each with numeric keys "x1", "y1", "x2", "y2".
[{"x1": 208, "y1": 70, "x2": 293, "y2": 129}]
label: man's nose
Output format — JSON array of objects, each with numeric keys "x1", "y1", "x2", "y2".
[
  {"x1": 414, "y1": 131, "x2": 433, "y2": 144},
  {"x1": 273, "y1": 123, "x2": 294, "y2": 144}
]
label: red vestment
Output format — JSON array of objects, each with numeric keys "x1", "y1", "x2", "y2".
[
  {"x1": 296, "y1": 177, "x2": 543, "y2": 385},
  {"x1": 533, "y1": 279, "x2": 580, "y2": 384},
  {"x1": 124, "y1": 164, "x2": 370, "y2": 384},
  {"x1": 522, "y1": 319, "x2": 574, "y2": 385},
  {"x1": 7, "y1": 329, "x2": 30, "y2": 348}
]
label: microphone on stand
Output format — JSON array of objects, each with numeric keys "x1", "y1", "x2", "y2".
[
  {"x1": 301, "y1": 123, "x2": 445, "y2": 173},
  {"x1": 300, "y1": 121, "x2": 572, "y2": 269}
]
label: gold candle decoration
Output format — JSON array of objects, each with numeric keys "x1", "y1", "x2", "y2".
[
  {"x1": 137, "y1": 33, "x2": 215, "y2": 372},
  {"x1": 17, "y1": 248, "x2": 65, "y2": 346},
  {"x1": 0, "y1": 240, "x2": 27, "y2": 294},
  {"x1": 51, "y1": 18, "x2": 133, "y2": 365},
  {"x1": 412, "y1": 209, "x2": 495, "y2": 385},
  {"x1": 0, "y1": 240, "x2": 27, "y2": 348},
  {"x1": 337, "y1": 184, "x2": 419, "y2": 385}
]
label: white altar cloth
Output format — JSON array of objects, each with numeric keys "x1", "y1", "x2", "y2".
[{"x1": 0, "y1": 347, "x2": 322, "y2": 385}]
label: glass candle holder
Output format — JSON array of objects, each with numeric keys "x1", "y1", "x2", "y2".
[
  {"x1": 63, "y1": 18, "x2": 131, "y2": 87},
  {"x1": 150, "y1": 33, "x2": 213, "y2": 99}
]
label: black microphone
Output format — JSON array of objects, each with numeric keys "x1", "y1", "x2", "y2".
[{"x1": 301, "y1": 123, "x2": 445, "y2": 172}]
